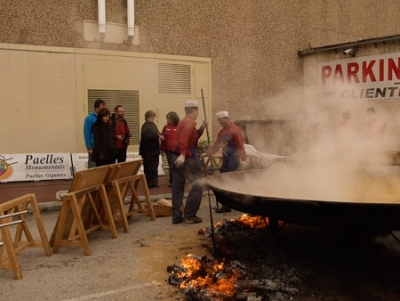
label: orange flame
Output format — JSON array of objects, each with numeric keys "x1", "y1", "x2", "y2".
[
  {"x1": 233, "y1": 214, "x2": 268, "y2": 229},
  {"x1": 175, "y1": 255, "x2": 242, "y2": 297},
  {"x1": 171, "y1": 215, "x2": 276, "y2": 298}
]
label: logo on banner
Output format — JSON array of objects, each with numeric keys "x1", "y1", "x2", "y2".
[{"x1": 0, "y1": 155, "x2": 16, "y2": 180}]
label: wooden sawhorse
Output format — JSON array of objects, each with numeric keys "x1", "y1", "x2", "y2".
[
  {"x1": 104, "y1": 160, "x2": 155, "y2": 233},
  {"x1": 110, "y1": 173, "x2": 156, "y2": 233},
  {"x1": 0, "y1": 193, "x2": 51, "y2": 279},
  {"x1": 201, "y1": 152, "x2": 223, "y2": 175},
  {"x1": 52, "y1": 184, "x2": 117, "y2": 256}
]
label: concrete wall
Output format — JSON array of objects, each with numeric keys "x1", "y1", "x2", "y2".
[
  {"x1": 1, "y1": 0, "x2": 400, "y2": 153},
  {"x1": 0, "y1": 47, "x2": 76, "y2": 153},
  {"x1": 0, "y1": 45, "x2": 211, "y2": 153}
]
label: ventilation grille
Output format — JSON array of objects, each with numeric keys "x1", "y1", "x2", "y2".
[
  {"x1": 158, "y1": 63, "x2": 191, "y2": 94},
  {"x1": 88, "y1": 89, "x2": 140, "y2": 145}
]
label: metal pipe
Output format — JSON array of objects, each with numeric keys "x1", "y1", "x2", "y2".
[
  {"x1": 201, "y1": 88, "x2": 218, "y2": 260},
  {"x1": 98, "y1": 0, "x2": 107, "y2": 34},
  {"x1": 201, "y1": 88, "x2": 218, "y2": 210},
  {"x1": 201, "y1": 89, "x2": 211, "y2": 147},
  {"x1": 200, "y1": 89, "x2": 215, "y2": 174},
  {"x1": 0, "y1": 219, "x2": 25, "y2": 228},
  {"x1": 127, "y1": 0, "x2": 135, "y2": 37},
  {"x1": 298, "y1": 34, "x2": 400, "y2": 57},
  {"x1": 0, "y1": 210, "x2": 28, "y2": 219}
]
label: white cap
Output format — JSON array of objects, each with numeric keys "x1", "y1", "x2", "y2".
[
  {"x1": 216, "y1": 111, "x2": 229, "y2": 118},
  {"x1": 185, "y1": 100, "x2": 198, "y2": 108}
]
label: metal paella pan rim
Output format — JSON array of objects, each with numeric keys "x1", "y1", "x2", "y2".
[
  {"x1": 207, "y1": 165, "x2": 400, "y2": 205},
  {"x1": 206, "y1": 165, "x2": 400, "y2": 230}
]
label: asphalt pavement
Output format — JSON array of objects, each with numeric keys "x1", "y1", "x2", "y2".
[{"x1": 0, "y1": 191, "x2": 242, "y2": 301}]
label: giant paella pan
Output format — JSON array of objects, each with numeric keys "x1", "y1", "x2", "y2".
[{"x1": 207, "y1": 163, "x2": 400, "y2": 231}]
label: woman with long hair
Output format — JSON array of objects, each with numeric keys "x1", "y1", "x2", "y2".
[
  {"x1": 161, "y1": 111, "x2": 180, "y2": 187},
  {"x1": 92, "y1": 108, "x2": 117, "y2": 166}
]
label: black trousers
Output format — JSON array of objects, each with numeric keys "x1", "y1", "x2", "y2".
[
  {"x1": 95, "y1": 159, "x2": 115, "y2": 166},
  {"x1": 142, "y1": 153, "x2": 159, "y2": 187},
  {"x1": 116, "y1": 147, "x2": 127, "y2": 163}
]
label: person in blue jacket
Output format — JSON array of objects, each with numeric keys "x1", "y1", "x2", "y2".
[{"x1": 83, "y1": 99, "x2": 106, "y2": 168}]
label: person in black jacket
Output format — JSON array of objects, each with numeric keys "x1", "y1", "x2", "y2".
[
  {"x1": 92, "y1": 108, "x2": 117, "y2": 166},
  {"x1": 139, "y1": 110, "x2": 164, "y2": 188}
]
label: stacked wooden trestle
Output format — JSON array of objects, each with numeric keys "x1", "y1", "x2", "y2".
[{"x1": 0, "y1": 159, "x2": 155, "y2": 279}]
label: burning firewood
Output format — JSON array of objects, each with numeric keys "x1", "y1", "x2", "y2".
[
  {"x1": 167, "y1": 254, "x2": 248, "y2": 300},
  {"x1": 167, "y1": 253, "x2": 299, "y2": 300},
  {"x1": 167, "y1": 215, "x2": 300, "y2": 300}
]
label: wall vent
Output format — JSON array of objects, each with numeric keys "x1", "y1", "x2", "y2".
[
  {"x1": 88, "y1": 89, "x2": 140, "y2": 145},
  {"x1": 157, "y1": 63, "x2": 191, "y2": 94}
]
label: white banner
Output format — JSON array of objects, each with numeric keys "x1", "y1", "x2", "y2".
[
  {"x1": 0, "y1": 152, "x2": 164, "y2": 182},
  {"x1": 318, "y1": 52, "x2": 400, "y2": 101},
  {"x1": 70, "y1": 153, "x2": 90, "y2": 173},
  {"x1": 0, "y1": 153, "x2": 73, "y2": 182},
  {"x1": 126, "y1": 152, "x2": 144, "y2": 174},
  {"x1": 71, "y1": 152, "x2": 164, "y2": 175},
  {"x1": 71, "y1": 152, "x2": 145, "y2": 174}
]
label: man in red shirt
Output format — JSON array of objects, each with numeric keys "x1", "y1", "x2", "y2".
[
  {"x1": 171, "y1": 100, "x2": 207, "y2": 224},
  {"x1": 113, "y1": 105, "x2": 131, "y2": 163},
  {"x1": 202, "y1": 111, "x2": 247, "y2": 213}
]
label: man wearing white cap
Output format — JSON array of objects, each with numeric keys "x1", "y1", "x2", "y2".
[
  {"x1": 202, "y1": 110, "x2": 247, "y2": 213},
  {"x1": 170, "y1": 99, "x2": 208, "y2": 224}
]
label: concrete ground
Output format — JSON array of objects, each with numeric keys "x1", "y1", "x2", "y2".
[
  {"x1": 0, "y1": 191, "x2": 241, "y2": 301},
  {"x1": 4, "y1": 173, "x2": 400, "y2": 300}
]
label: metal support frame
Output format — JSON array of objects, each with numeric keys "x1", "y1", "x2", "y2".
[
  {"x1": 298, "y1": 34, "x2": 400, "y2": 57},
  {"x1": 0, "y1": 210, "x2": 28, "y2": 228}
]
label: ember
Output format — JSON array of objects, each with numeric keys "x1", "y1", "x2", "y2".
[
  {"x1": 167, "y1": 254, "x2": 247, "y2": 299},
  {"x1": 167, "y1": 216, "x2": 298, "y2": 301},
  {"x1": 231, "y1": 214, "x2": 269, "y2": 229},
  {"x1": 201, "y1": 215, "x2": 269, "y2": 237}
]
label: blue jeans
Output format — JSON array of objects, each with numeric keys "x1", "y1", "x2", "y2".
[{"x1": 165, "y1": 150, "x2": 174, "y2": 184}]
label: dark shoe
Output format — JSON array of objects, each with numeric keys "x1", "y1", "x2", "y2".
[
  {"x1": 215, "y1": 206, "x2": 231, "y2": 213},
  {"x1": 172, "y1": 217, "x2": 183, "y2": 224},
  {"x1": 184, "y1": 216, "x2": 202, "y2": 223}
]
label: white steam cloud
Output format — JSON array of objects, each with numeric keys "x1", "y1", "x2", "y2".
[{"x1": 214, "y1": 84, "x2": 400, "y2": 204}]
